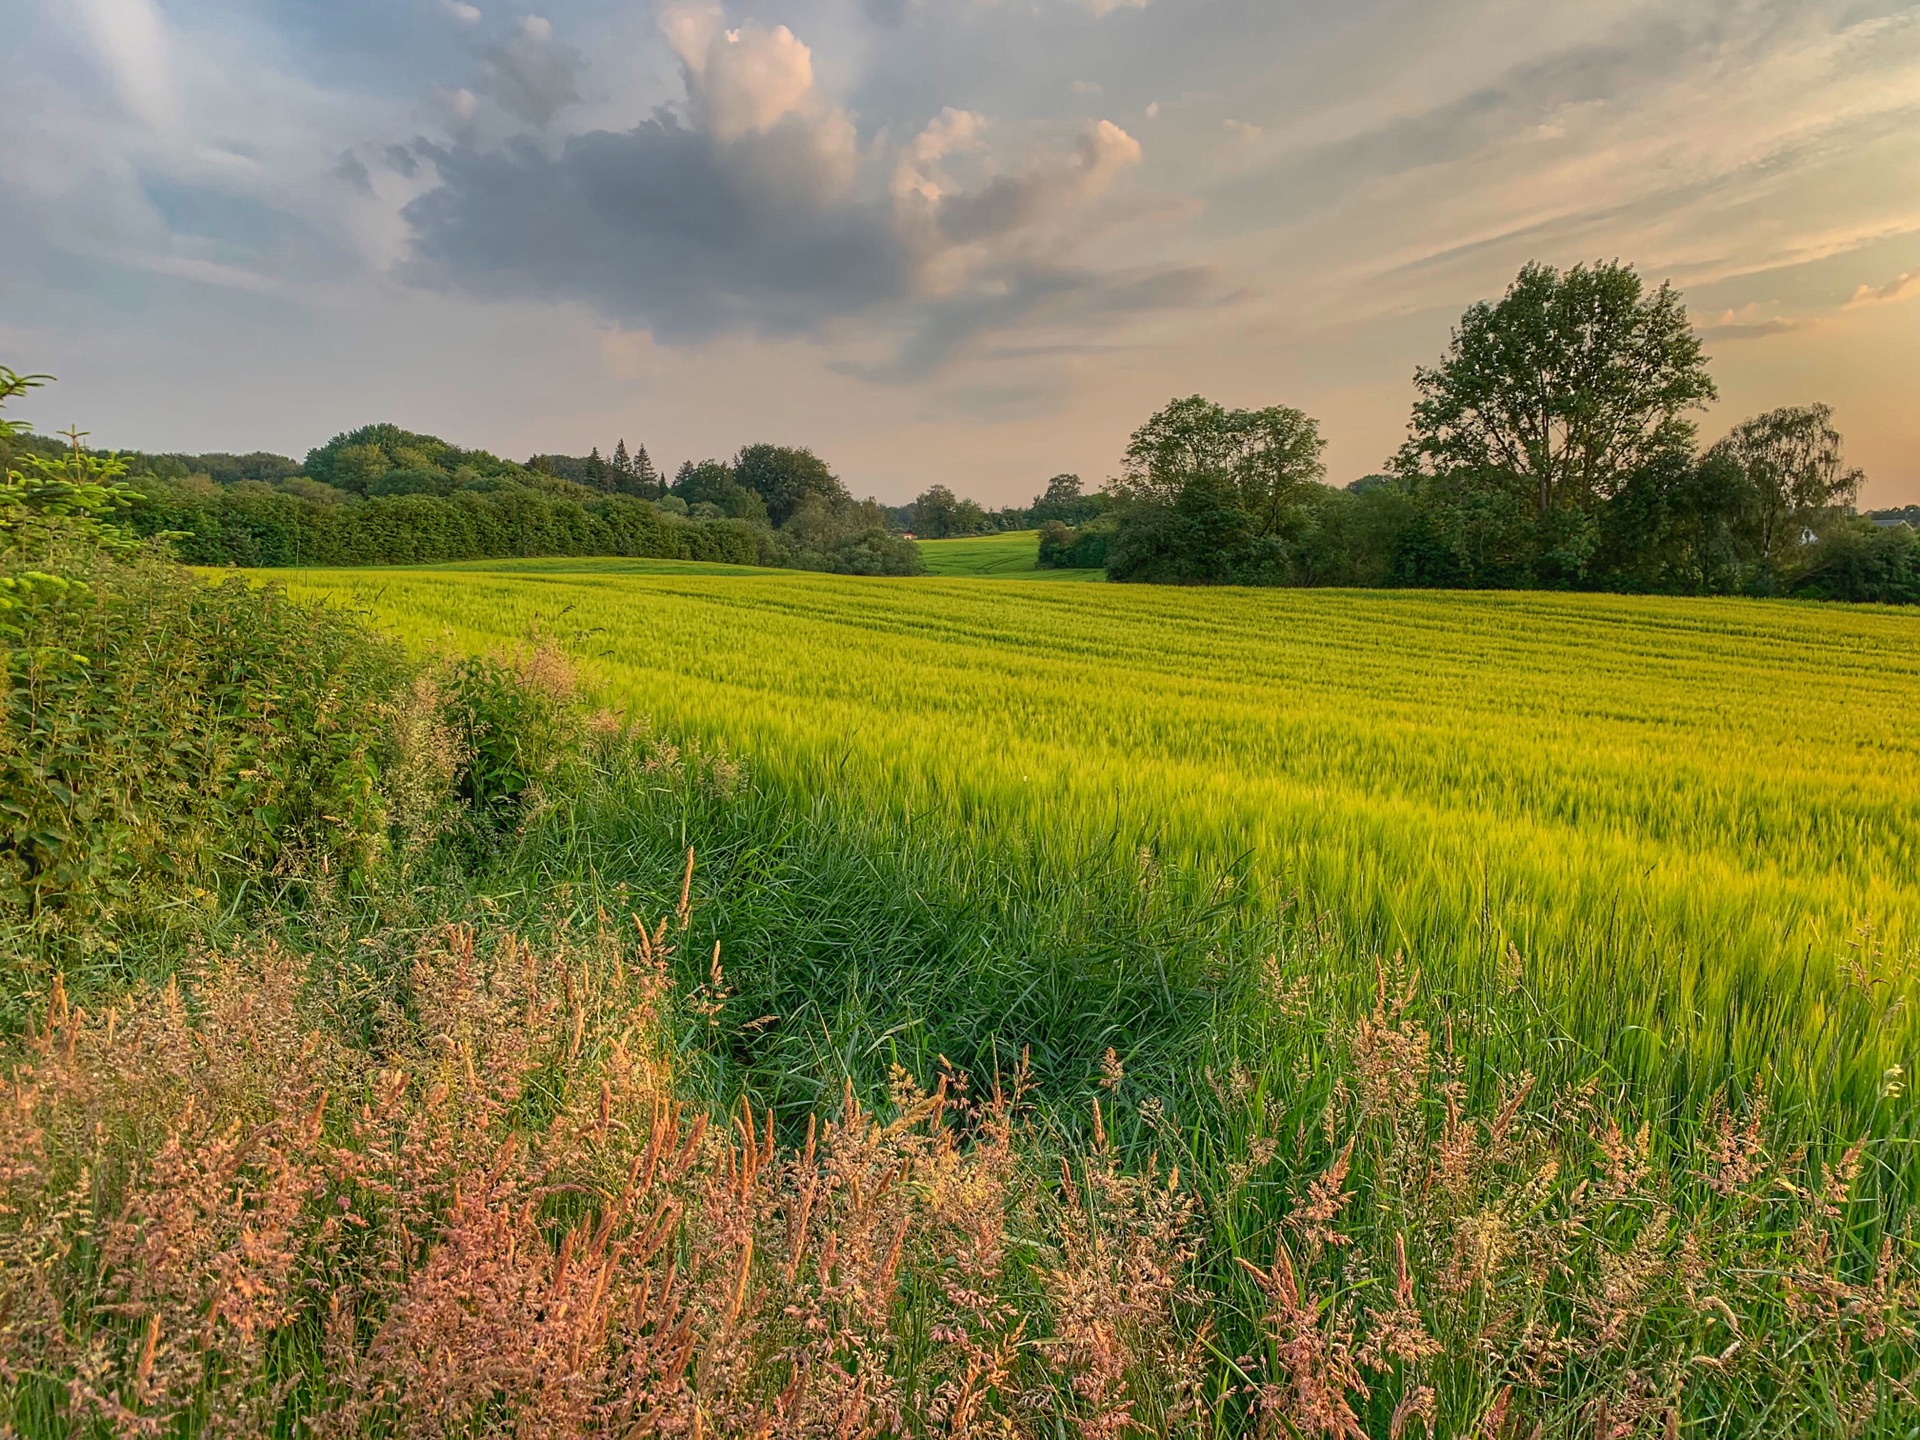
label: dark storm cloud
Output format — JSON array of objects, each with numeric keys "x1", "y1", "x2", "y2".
[
  {"x1": 401, "y1": 117, "x2": 914, "y2": 340},
  {"x1": 401, "y1": 104, "x2": 1197, "y2": 371}
]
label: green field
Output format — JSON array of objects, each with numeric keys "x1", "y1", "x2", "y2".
[
  {"x1": 278, "y1": 558, "x2": 1920, "y2": 1123},
  {"x1": 916, "y1": 528, "x2": 1102, "y2": 579}
]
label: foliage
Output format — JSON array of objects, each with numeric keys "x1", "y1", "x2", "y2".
[
  {"x1": 733, "y1": 443, "x2": 850, "y2": 526},
  {"x1": 0, "y1": 545, "x2": 409, "y2": 1002},
  {"x1": 1030, "y1": 473, "x2": 1107, "y2": 526},
  {"x1": 1104, "y1": 397, "x2": 1325, "y2": 584},
  {"x1": 1395, "y1": 260, "x2": 1716, "y2": 517},
  {"x1": 781, "y1": 494, "x2": 925, "y2": 576},
  {"x1": 1036, "y1": 518, "x2": 1115, "y2": 570},
  {"x1": 128, "y1": 479, "x2": 782, "y2": 568},
  {"x1": 671, "y1": 457, "x2": 771, "y2": 524},
  {"x1": 910, "y1": 483, "x2": 990, "y2": 539},
  {"x1": 1789, "y1": 517, "x2": 1920, "y2": 605},
  {"x1": 1706, "y1": 402, "x2": 1865, "y2": 565},
  {"x1": 1, "y1": 374, "x2": 145, "y2": 563}
]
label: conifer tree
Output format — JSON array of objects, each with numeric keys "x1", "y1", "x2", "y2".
[
  {"x1": 612, "y1": 438, "x2": 633, "y2": 483},
  {"x1": 628, "y1": 443, "x2": 661, "y2": 498}
]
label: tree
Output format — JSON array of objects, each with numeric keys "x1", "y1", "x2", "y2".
[
  {"x1": 627, "y1": 443, "x2": 661, "y2": 499},
  {"x1": 1030, "y1": 473, "x2": 1105, "y2": 526},
  {"x1": 1117, "y1": 396, "x2": 1324, "y2": 539},
  {"x1": 1117, "y1": 397, "x2": 1241, "y2": 508},
  {"x1": 672, "y1": 459, "x2": 768, "y2": 524},
  {"x1": 1709, "y1": 403, "x2": 1864, "y2": 564},
  {"x1": 586, "y1": 446, "x2": 612, "y2": 492},
  {"x1": 1232, "y1": 405, "x2": 1326, "y2": 537},
  {"x1": 2, "y1": 371, "x2": 144, "y2": 561},
  {"x1": 1396, "y1": 261, "x2": 1716, "y2": 518},
  {"x1": 911, "y1": 484, "x2": 987, "y2": 539},
  {"x1": 606, "y1": 443, "x2": 662, "y2": 498},
  {"x1": 733, "y1": 444, "x2": 848, "y2": 527}
]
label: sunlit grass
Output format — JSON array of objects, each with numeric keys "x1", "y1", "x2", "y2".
[{"x1": 273, "y1": 559, "x2": 1920, "y2": 1129}]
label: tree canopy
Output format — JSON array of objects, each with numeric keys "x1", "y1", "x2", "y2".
[
  {"x1": 1395, "y1": 261, "x2": 1715, "y2": 517},
  {"x1": 733, "y1": 444, "x2": 849, "y2": 526}
]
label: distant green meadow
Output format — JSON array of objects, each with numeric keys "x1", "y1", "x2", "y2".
[
  {"x1": 276, "y1": 557, "x2": 1920, "y2": 1132},
  {"x1": 915, "y1": 529, "x2": 1102, "y2": 579}
]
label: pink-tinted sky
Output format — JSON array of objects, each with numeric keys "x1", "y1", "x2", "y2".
[{"x1": 4, "y1": 0, "x2": 1916, "y2": 506}]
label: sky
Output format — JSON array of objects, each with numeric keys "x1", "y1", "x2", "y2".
[{"x1": 3, "y1": 0, "x2": 1917, "y2": 507}]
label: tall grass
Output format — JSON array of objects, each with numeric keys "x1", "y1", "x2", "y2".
[
  {"x1": 7, "y1": 713, "x2": 1916, "y2": 1436},
  {"x1": 271, "y1": 561, "x2": 1920, "y2": 1137}
]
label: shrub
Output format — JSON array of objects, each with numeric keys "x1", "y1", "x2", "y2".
[
  {"x1": 1790, "y1": 519, "x2": 1920, "y2": 605},
  {"x1": 0, "y1": 540, "x2": 408, "y2": 985},
  {"x1": 1037, "y1": 517, "x2": 1113, "y2": 570}
]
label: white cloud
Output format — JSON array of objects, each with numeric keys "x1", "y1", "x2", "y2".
[
  {"x1": 521, "y1": 15, "x2": 552, "y2": 42},
  {"x1": 68, "y1": 0, "x2": 183, "y2": 136},
  {"x1": 1847, "y1": 272, "x2": 1920, "y2": 307},
  {"x1": 664, "y1": 4, "x2": 819, "y2": 143},
  {"x1": 893, "y1": 107, "x2": 987, "y2": 203},
  {"x1": 441, "y1": 1, "x2": 483, "y2": 24},
  {"x1": 1068, "y1": 0, "x2": 1151, "y2": 15},
  {"x1": 1696, "y1": 306, "x2": 1805, "y2": 342},
  {"x1": 431, "y1": 85, "x2": 481, "y2": 124},
  {"x1": 1071, "y1": 79, "x2": 1103, "y2": 96}
]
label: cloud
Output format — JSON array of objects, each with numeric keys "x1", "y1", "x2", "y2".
[
  {"x1": 476, "y1": 14, "x2": 584, "y2": 126},
  {"x1": 1846, "y1": 271, "x2": 1920, "y2": 306},
  {"x1": 441, "y1": 1, "x2": 483, "y2": 24},
  {"x1": 1695, "y1": 308, "x2": 1804, "y2": 342},
  {"x1": 664, "y1": 6, "x2": 822, "y2": 145},
  {"x1": 436, "y1": 86, "x2": 482, "y2": 124},
  {"x1": 400, "y1": 9, "x2": 1169, "y2": 374},
  {"x1": 68, "y1": 0, "x2": 182, "y2": 135},
  {"x1": 334, "y1": 151, "x2": 374, "y2": 195},
  {"x1": 1068, "y1": 0, "x2": 1152, "y2": 15}
]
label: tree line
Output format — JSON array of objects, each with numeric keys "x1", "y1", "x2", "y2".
[
  {"x1": 1032, "y1": 261, "x2": 1918, "y2": 603},
  {"x1": 0, "y1": 418, "x2": 923, "y2": 575}
]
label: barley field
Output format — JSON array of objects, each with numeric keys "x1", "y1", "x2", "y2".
[{"x1": 279, "y1": 558, "x2": 1920, "y2": 1120}]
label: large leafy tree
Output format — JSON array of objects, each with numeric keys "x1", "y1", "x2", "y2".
[
  {"x1": 910, "y1": 484, "x2": 986, "y2": 539},
  {"x1": 1708, "y1": 403, "x2": 1864, "y2": 563},
  {"x1": 1117, "y1": 395, "x2": 1325, "y2": 539},
  {"x1": 1395, "y1": 261, "x2": 1716, "y2": 517},
  {"x1": 733, "y1": 444, "x2": 848, "y2": 527}
]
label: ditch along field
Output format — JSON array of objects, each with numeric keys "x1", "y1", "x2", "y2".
[{"x1": 280, "y1": 556, "x2": 1920, "y2": 1135}]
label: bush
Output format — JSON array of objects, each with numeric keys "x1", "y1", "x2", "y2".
[
  {"x1": 128, "y1": 481, "x2": 777, "y2": 569},
  {"x1": 1, "y1": 538, "x2": 407, "y2": 984},
  {"x1": 1789, "y1": 519, "x2": 1920, "y2": 604},
  {"x1": 1036, "y1": 517, "x2": 1113, "y2": 570}
]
